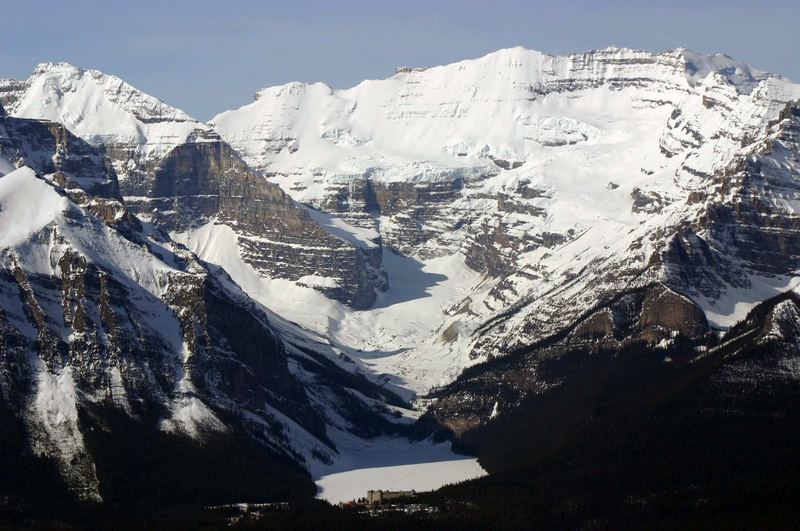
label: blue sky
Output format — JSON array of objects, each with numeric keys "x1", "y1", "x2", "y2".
[{"x1": 2, "y1": 0, "x2": 798, "y2": 120}]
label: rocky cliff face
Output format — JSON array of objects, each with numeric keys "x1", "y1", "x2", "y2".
[
  {"x1": 0, "y1": 112, "x2": 126, "y2": 223},
  {"x1": 129, "y1": 138, "x2": 385, "y2": 308},
  {"x1": 425, "y1": 284, "x2": 711, "y2": 436}
]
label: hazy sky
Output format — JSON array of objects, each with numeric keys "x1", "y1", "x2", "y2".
[{"x1": 2, "y1": 0, "x2": 799, "y2": 120}]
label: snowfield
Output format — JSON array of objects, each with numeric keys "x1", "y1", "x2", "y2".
[
  {"x1": 313, "y1": 436, "x2": 485, "y2": 504},
  {"x1": 0, "y1": 166, "x2": 69, "y2": 248}
]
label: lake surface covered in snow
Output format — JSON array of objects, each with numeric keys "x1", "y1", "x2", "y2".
[{"x1": 313, "y1": 436, "x2": 485, "y2": 504}]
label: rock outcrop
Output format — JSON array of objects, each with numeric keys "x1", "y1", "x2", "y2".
[{"x1": 129, "y1": 138, "x2": 385, "y2": 308}]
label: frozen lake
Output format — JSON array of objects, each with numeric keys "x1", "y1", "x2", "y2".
[{"x1": 312, "y1": 435, "x2": 486, "y2": 504}]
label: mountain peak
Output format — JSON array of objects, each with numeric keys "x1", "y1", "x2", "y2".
[
  {"x1": 252, "y1": 80, "x2": 333, "y2": 102},
  {"x1": 671, "y1": 47, "x2": 769, "y2": 91},
  {"x1": 13, "y1": 60, "x2": 201, "y2": 130},
  {"x1": 32, "y1": 61, "x2": 82, "y2": 76},
  {"x1": 1, "y1": 60, "x2": 220, "y2": 194}
]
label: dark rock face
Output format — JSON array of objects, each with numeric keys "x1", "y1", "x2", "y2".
[
  {"x1": 313, "y1": 171, "x2": 571, "y2": 279},
  {"x1": 702, "y1": 154, "x2": 800, "y2": 276},
  {"x1": 426, "y1": 284, "x2": 710, "y2": 437},
  {"x1": 463, "y1": 220, "x2": 516, "y2": 276},
  {"x1": 489, "y1": 158, "x2": 524, "y2": 170},
  {"x1": 630, "y1": 187, "x2": 667, "y2": 213},
  {"x1": 122, "y1": 139, "x2": 385, "y2": 309},
  {"x1": 638, "y1": 288, "x2": 708, "y2": 341},
  {"x1": 658, "y1": 102, "x2": 800, "y2": 303},
  {"x1": 0, "y1": 114, "x2": 129, "y2": 227},
  {"x1": 319, "y1": 175, "x2": 467, "y2": 255},
  {"x1": 0, "y1": 79, "x2": 26, "y2": 110}
]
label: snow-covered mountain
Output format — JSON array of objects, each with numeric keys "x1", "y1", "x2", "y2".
[
  {"x1": 3, "y1": 46, "x2": 800, "y2": 518},
  {"x1": 2, "y1": 62, "x2": 206, "y2": 180},
  {"x1": 209, "y1": 46, "x2": 800, "y2": 391}
]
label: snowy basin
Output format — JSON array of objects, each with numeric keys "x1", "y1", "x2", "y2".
[{"x1": 313, "y1": 436, "x2": 486, "y2": 504}]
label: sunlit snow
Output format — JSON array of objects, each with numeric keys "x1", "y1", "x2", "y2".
[{"x1": 312, "y1": 435, "x2": 485, "y2": 504}]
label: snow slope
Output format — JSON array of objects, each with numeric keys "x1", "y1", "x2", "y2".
[
  {"x1": 173, "y1": 221, "x2": 483, "y2": 397},
  {"x1": 211, "y1": 47, "x2": 794, "y2": 196},
  {"x1": 0, "y1": 166, "x2": 69, "y2": 248}
]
